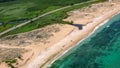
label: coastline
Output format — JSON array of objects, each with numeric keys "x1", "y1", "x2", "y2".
[
  {"x1": 27, "y1": 5, "x2": 120, "y2": 68},
  {"x1": 46, "y1": 12, "x2": 120, "y2": 68},
  {"x1": 48, "y1": 11, "x2": 120, "y2": 67},
  {"x1": 0, "y1": 1, "x2": 120, "y2": 68}
]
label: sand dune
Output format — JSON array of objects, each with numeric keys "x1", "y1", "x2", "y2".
[{"x1": 0, "y1": 1, "x2": 120, "y2": 68}]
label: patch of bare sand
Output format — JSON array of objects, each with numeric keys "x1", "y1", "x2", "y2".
[
  {"x1": 32, "y1": 8, "x2": 120, "y2": 68},
  {"x1": 0, "y1": 24, "x2": 75, "y2": 68},
  {"x1": 63, "y1": 2, "x2": 117, "y2": 25},
  {"x1": 20, "y1": 24, "x2": 75, "y2": 68},
  {"x1": 0, "y1": 1, "x2": 120, "y2": 68},
  {"x1": 27, "y1": 1, "x2": 120, "y2": 68},
  {"x1": 0, "y1": 47, "x2": 30, "y2": 68}
]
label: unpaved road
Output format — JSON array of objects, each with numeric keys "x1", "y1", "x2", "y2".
[{"x1": 0, "y1": 1, "x2": 93, "y2": 37}]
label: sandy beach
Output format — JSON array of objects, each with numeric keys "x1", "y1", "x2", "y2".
[
  {"x1": 0, "y1": 0, "x2": 120, "y2": 68},
  {"x1": 31, "y1": 6, "x2": 120, "y2": 68},
  {"x1": 28, "y1": 1, "x2": 120, "y2": 68}
]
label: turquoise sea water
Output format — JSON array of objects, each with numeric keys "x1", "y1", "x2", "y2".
[{"x1": 50, "y1": 13, "x2": 120, "y2": 68}]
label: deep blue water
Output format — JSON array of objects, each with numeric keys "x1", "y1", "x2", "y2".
[{"x1": 50, "y1": 13, "x2": 120, "y2": 68}]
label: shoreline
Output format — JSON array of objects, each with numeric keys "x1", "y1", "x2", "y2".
[
  {"x1": 27, "y1": 6, "x2": 120, "y2": 68},
  {"x1": 47, "y1": 11, "x2": 120, "y2": 67},
  {"x1": 0, "y1": 1, "x2": 120, "y2": 68}
]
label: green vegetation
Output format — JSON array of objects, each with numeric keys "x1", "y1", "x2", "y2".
[
  {"x1": 0, "y1": 0, "x2": 107, "y2": 37},
  {"x1": 4, "y1": 59, "x2": 17, "y2": 68},
  {"x1": 0, "y1": 0, "x2": 89, "y2": 32},
  {"x1": 1, "y1": 0, "x2": 107, "y2": 37}
]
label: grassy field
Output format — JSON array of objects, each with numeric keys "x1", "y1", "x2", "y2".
[
  {"x1": 0, "y1": 0, "x2": 90, "y2": 32},
  {"x1": 0, "y1": 0, "x2": 107, "y2": 37}
]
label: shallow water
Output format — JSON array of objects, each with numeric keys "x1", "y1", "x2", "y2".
[{"x1": 50, "y1": 13, "x2": 120, "y2": 68}]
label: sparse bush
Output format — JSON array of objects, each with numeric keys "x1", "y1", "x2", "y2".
[
  {"x1": 4, "y1": 59, "x2": 17, "y2": 68},
  {"x1": 69, "y1": 21, "x2": 74, "y2": 25}
]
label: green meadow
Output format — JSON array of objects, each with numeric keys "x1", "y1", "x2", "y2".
[
  {"x1": 0, "y1": 0, "x2": 90, "y2": 32},
  {"x1": 0, "y1": 0, "x2": 107, "y2": 37}
]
